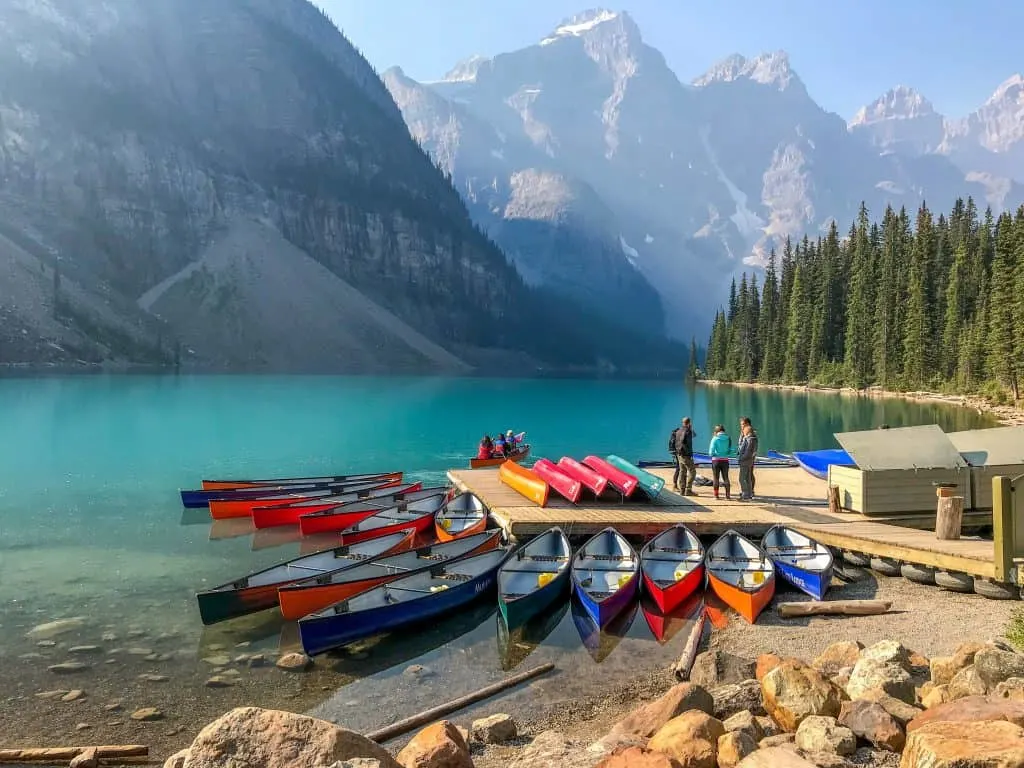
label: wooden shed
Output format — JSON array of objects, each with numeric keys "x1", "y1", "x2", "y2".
[
  {"x1": 827, "y1": 425, "x2": 971, "y2": 515},
  {"x1": 948, "y1": 426, "x2": 1024, "y2": 510}
]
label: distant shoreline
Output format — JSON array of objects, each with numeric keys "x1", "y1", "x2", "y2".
[{"x1": 700, "y1": 378, "x2": 1024, "y2": 427}]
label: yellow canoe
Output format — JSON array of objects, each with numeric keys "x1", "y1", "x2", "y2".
[{"x1": 499, "y1": 461, "x2": 549, "y2": 507}]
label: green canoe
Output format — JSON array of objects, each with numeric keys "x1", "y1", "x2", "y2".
[{"x1": 606, "y1": 455, "x2": 665, "y2": 501}]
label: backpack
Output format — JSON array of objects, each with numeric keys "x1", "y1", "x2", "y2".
[{"x1": 668, "y1": 428, "x2": 680, "y2": 454}]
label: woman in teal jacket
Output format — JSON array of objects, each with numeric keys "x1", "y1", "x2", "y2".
[{"x1": 708, "y1": 425, "x2": 732, "y2": 500}]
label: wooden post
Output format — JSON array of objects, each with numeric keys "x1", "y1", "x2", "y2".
[
  {"x1": 935, "y1": 496, "x2": 965, "y2": 540},
  {"x1": 828, "y1": 485, "x2": 841, "y2": 515},
  {"x1": 993, "y1": 475, "x2": 1015, "y2": 583}
]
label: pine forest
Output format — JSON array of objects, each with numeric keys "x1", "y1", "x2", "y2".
[{"x1": 703, "y1": 198, "x2": 1024, "y2": 403}]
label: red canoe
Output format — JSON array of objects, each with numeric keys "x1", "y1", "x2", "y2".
[
  {"x1": 557, "y1": 457, "x2": 609, "y2": 497},
  {"x1": 298, "y1": 487, "x2": 448, "y2": 536},
  {"x1": 251, "y1": 482, "x2": 423, "y2": 529},
  {"x1": 582, "y1": 455, "x2": 638, "y2": 498},
  {"x1": 336, "y1": 494, "x2": 446, "y2": 546},
  {"x1": 532, "y1": 459, "x2": 582, "y2": 504},
  {"x1": 209, "y1": 479, "x2": 402, "y2": 520},
  {"x1": 640, "y1": 524, "x2": 706, "y2": 614}
]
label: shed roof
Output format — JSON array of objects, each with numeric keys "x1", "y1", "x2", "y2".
[
  {"x1": 834, "y1": 424, "x2": 967, "y2": 471},
  {"x1": 948, "y1": 426, "x2": 1024, "y2": 467}
]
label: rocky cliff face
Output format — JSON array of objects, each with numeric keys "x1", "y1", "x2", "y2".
[{"x1": 0, "y1": 0, "x2": 675, "y2": 372}]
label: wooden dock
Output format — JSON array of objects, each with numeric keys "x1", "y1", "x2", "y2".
[{"x1": 447, "y1": 465, "x2": 1000, "y2": 580}]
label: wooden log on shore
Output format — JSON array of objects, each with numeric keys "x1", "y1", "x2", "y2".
[
  {"x1": 0, "y1": 745, "x2": 147, "y2": 763},
  {"x1": 672, "y1": 607, "x2": 707, "y2": 681},
  {"x1": 935, "y1": 495, "x2": 965, "y2": 540},
  {"x1": 777, "y1": 600, "x2": 892, "y2": 618},
  {"x1": 364, "y1": 663, "x2": 554, "y2": 743}
]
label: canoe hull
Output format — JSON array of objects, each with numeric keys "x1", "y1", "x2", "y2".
[
  {"x1": 277, "y1": 532, "x2": 501, "y2": 621},
  {"x1": 582, "y1": 456, "x2": 638, "y2": 498},
  {"x1": 575, "y1": 573, "x2": 638, "y2": 628},
  {"x1": 184, "y1": 472, "x2": 403, "y2": 506},
  {"x1": 298, "y1": 554, "x2": 506, "y2": 655},
  {"x1": 792, "y1": 449, "x2": 853, "y2": 480},
  {"x1": 339, "y1": 511, "x2": 435, "y2": 547},
  {"x1": 571, "y1": 528, "x2": 640, "y2": 629},
  {"x1": 707, "y1": 571, "x2": 775, "y2": 624},
  {"x1": 470, "y1": 446, "x2": 530, "y2": 469},
  {"x1": 499, "y1": 462, "x2": 549, "y2": 507},
  {"x1": 200, "y1": 471, "x2": 402, "y2": 491},
  {"x1": 499, "y1": 569, "x2": 569, "y2": 629},
  {"x1": 532, "y1": 459, "x2": 582, "y2": 504},
  {"x1": 498, "y1": 528, "x2": 571, "y2": 629},
  {"x1": 435, "y1": 516, "x2": 487, "y2": 542},
  {"x1": 606, "y1": 455, "x2": 665, "y2": 501},
  {"x1": 557, "y1": 457, "x2": 609, "y2": 497},
  {"x1": 642, "y1": 565, "x2": 705, "y2": 614},
  {"x1": 295, "y1": 485, "x2": 438, "y2": 536},
  {"x1": 775, "y1": 560, "x2": 832, "y2": 601}
]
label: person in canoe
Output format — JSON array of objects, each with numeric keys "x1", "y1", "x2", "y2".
[
  {"x1": 477, "y1": 435, "x2": 494, "y2": 460},
  {"x1": 709, "y1": 424, "x2": 732, "y2": 500},
  {"x1": 493, "y1": 432, "x2": 507, "y2": 457},
  {"x1": 737, "y1": 417, "x2": 759, "y2": 501},
  {"x1": 505, "y1": 430, "x2": 519, "y2": 454},
  {"x1": 670, "y1": 417, "x2": 697, "y2": 495}
]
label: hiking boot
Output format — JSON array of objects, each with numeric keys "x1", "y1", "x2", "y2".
[
  {"x1": 725, "y1": 492, "x2": 732, "y2": 500},
  {"x1": 714, "y1": 491, "x2": 720, "y2": 499}
]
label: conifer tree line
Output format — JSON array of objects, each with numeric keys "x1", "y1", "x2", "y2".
[{"x1": 704, "y1": 198, "x2": 1024, "y2": 402}]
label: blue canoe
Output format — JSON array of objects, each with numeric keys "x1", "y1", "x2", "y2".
[
  {"x1": 498, "y1": 528, "x2": 571, "y2": 629},
  {"x1": 571, "y1": 528, "x2": 640, "y2": 629},
  {"x1": 791, "y1": 449, "x2": 853, "y2": 480},
  {"x1": 761, "y1": 525, "x2": 834, "y2": 601},
  {"x1": 298, "y1": 546, "x2": 512, "y2": 656},
  {"x1": 606, "y1": 455, "x2": 665, "y2": 500}
]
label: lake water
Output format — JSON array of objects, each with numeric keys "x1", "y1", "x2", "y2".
[{"x1": 0, "y1": 375, "x2": 995, "y2": 753}]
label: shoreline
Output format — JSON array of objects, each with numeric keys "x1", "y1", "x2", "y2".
[{"x1": 700, "y1": 379, "x2": 1024, "y2": 427}]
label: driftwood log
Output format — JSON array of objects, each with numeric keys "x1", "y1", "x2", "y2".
[
  {"x1": 364, "y1": 662, "x2": 554, "y2": 743},
  {"x1": 672, "y1": 609, "x2": 707, "y2": 680},
  {"x1": 777, "y1": 600, "x2": 892, "y2": 618},
  {"x1": 0, "y1": 745, "x2": 147, "y2": 763},
  {"x1": 935, "y1": 495, "x2": 965, "y2": 540}
]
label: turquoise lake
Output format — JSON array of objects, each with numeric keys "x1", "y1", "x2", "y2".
[{"x1": 0, "y1": 375, "x2": 996, "y2": 751}]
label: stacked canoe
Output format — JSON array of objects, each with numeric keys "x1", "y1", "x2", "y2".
[{"x1": 498, "y1": 454, "x2": 664, "y2": 506}]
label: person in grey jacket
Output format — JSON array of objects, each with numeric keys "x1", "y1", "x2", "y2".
[{"x1": 736, "y1": 416, "x2": 759, "y2": 500}]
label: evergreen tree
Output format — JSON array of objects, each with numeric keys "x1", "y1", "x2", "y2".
[
  {"x1": 901, "y1": 203, "x2": 934, "y2": 388},
  {"x1": 987, "y1": 213, "x2": 1020, "y2": 398},
  {"x1": 686, "y1": 337, "x2": 699, "y2": 382},
  {"x1": 844, "y1": 204, "x2": 874, "y2": 387},
  {"x1": 758, "y1": 251, "x2": 783, "y2": 382},
  {"x1": 783, "y1": 265, "x2": 811, "y2": 382},
  {"x1": 942, "y1": 244, "x2": 970, "y2": 379}
]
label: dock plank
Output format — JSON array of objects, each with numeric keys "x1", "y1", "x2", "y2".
[{"x1": 448, "y1": 465, "x2": 997, "y2": 580}]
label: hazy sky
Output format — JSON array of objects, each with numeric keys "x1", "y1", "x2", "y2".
[{"x1": 314, "y1": 1, "x2": 1022, "y2": 119}]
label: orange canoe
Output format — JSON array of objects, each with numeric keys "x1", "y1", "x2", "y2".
[
  {"x1": 435, "y1": 492, "x2": 488, "y2": 542},
  {"x1": 705, "y1": 530, "x2": 776, "y2": 624},
  {"x1": 499, "y1": 461, "x2": 549, "y2": 507}
]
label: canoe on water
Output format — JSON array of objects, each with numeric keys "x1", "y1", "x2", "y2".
[
  {"x1": 497, "y1": 599, "x2": 569, "y2": 672},
  {"x1": 199, "y1": 470, "x2": 404, "y2": 492},
  {"x1": 436, "y1": 492, "x2": 488, "y2": 542},
  {"x1": 499, "y1": 461, "x2": 549, "y2": 507},
  {"x1": 571, "y1": 593, "x2": 639, "y2": 664},
  {"x1": 470, "y1": 444, "x2": 531, "y2": 469},
  {"x1": 761, "y1": 525, "x2": 834, "y2": 601},
  {"x1": 557, "y1": 457, "x2": 609, "y2": 498},
  {"x1": 792, "y1": 449, "x2": 854, "y2": 480},
  {"x1": 181, "y1": 472, "x2": 404, "y2": 509},
  {"x1": 640, "y1": 525, "x2": 705, "y2": 613},
  {"x1": 498, "y1": 527, "x2": 571, "y2": 629},
  {"x1": 250, "y1": 482, "x2": 428, "y2": 529},
  {"x1": 298, "y1": 546, "x2": 512, "y2": 655},
  {"x1": 209, "y1": 480, "x2": 415, "y2": 521},
  {"x1": 606, "y1": 455, "x2": 664, "y2": 501},
  {"x1": 706, "y1": 530, "x2": 776, "y2": 624},
  {"x1": 296, "y1": 487, "x2": 448, "y2": 536},
  {"x1": 571, "y1": 528, "x2": 640, "y2": 629},
  {"x1": 195, "y1": 528, "x2": 417, "y2": 625},
  {"x1": 337, "y1": 494, "x2": 447, "y2": 546},
  {"x1": 531, "y1": 459, "x2": 582, "y2": 504},
  {"x1": 582, "y1": 456, "x2": 638, "y2": 498},
  {"x1": 277, "y1": 529, "x2": 502, "y2": 620}
]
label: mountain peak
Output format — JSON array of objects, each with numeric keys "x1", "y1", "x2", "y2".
[
  {"x1": 441, "y1": 54, "x2": 491, "y2": 83},
  {"x1": 987, "y1": 73, "x2": 1024, "y2": 105},
  {"x1": 539, "y1": 8, "x2": 640, "y2": 46},
  {"x1": 693, "y1": 50, "x2": 798, "y2": 90},
  {"x1": 850, "y1": 85, "x2": 938, "y2": 126}
]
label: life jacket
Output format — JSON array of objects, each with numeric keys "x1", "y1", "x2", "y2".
[{"x1": 477, "y1": 443, "x2": 491, "y2": 460}]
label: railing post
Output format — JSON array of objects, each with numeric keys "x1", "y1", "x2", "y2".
[{"x1": 992, "y1": 475, "x2": 1014, "y2": 583}]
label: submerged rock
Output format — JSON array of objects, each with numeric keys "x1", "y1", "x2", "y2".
[
  {"x1": 61, "y1": 689, "x2": 86, "y2": 702},
  {"x1": 131, "y1": 707, "x2": 164, "y2": 721},
  {"x1": 27, "y1": 617, "x2": 86, "y2": 639},
  {"x1": 48, "y1": 662, "x2": 91, "y2": 674},
  {"x1": 277, "y1": 652, "x2": 313, "y2": 672}
]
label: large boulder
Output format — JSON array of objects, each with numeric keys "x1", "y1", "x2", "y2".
[
  {"x1": 907, "y1": 695, "x2": 1024, "y2": 733},
  {"x1": 974, "y1": 648, "x2": 1024, "y2": 689},
  {"x1": 610, "y1": 683, "x2": 714, "y2": 739},
  {"x1": 921, "y1": 685, "x2": 951, "y2": 709},
  {"x1": 595, "y1": 746, "x2": 682, "y2": 768},
  {"x1": 721, "y1": 711, "x2": 762, "y2": 743},
  {"x1": 794, "y1": 717, "x2": 856, "y2": 756},
  {"x1": 177, "y1": 708, "x2": 400, "y2": 768},
  {"x1": 507, "y1": 731, "x2": 595, "y2": 768},
  {"x1": 761, "y1": 662, "x2": 844, "y2": 732},
  {"x1": 395, "y1": 721, "x2": 472, "y2": 768},
  {"x1": 712, "y1": 680, "x2": 764, "y2": 720},
  {"x1": 858, "y1": 641, "x2": 909, "y2": 670},
  {"x1": 648, "y1": 711, "x2": 725, "y2": 768},
  {"x1": 471, "y1": 714, "x2": 517, "y2": 744},
  {"x1": 812, "y1": 643, "x2": 863, "y2": 678},
  {"x1": 996, "y1": 679, "x2": 1024, "y2": 702},
  {"x1": 756, "y1": 655, "x2": 783, "y2": 682},
  {"x1": 716, "y1": 732, "x2": 756, "y2": 768},
  {"x1": 691, "y1": 651, "x2": 757, "y2": 689},
  {"x1": 900, "y1": 720, "x2": 1024, "y2": 768},
  {"x1": 948, "y1": 665, "x2": 988, "y2": 700},
  {"x1": 858, "y1": 690, "x2": 921, "y2": 726},
  {"x1": 737, "y1": 747, "x2": 818, "y2": 767},
  {"x1": 846, "y1": 659, "x2": 915, "y2": 704},
  {"x1": 837, "y1": 699, "x2": 904, "y2": 752}
]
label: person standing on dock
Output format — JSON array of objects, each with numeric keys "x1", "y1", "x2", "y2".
[
  {"x1": 708, "y1": 425, "x2": 732, "y2": 500},
  {"x1": 672, "y1": 417, "x2": 697, "y2": 495},
  {"x1": 737, "y1": 417, "x2": 758, "y2": 500}
]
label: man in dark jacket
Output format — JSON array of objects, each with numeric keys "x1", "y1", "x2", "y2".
[
  {"x1": 672, "y1": 417, "x2": 697, "y2": 495},
  {"x1": 737, "y1": 416, "x2": 759, "y2": 500}
]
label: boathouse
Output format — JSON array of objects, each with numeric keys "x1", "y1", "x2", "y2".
[
  {"x1": 827, "y1": 425, "x2": 972, "y2": 515},
  {"x1": 948, "y1": 426, "x2": 1024, "y2": 510}
]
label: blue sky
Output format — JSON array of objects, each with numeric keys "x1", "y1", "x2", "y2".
[{"x1": 314, "y1": 1, "x2": 1022, "y2": 119}]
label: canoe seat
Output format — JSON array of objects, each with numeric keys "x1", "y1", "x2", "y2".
[
  {"x1": 589, "y1": 554, "x2": 635, "y2": 562},
  {"x1": 657, "y1": 547, "x2": 703, "y2": 555},
  {"x1": 231, "y1": 578, "x2": 250, "y2": 589},
  {"x1": 767, "y1": 545, "x2": 817, "y2": 553},
  {"x1": 589, "y1": 590, "x2": 615, "y2": 599},
  {"x1": 437, "y1": 571, "x2": 473, "y2": 582},
  {"x1": 525, "y1": 555, "x2": 570, "y2": 562},
  {"x1": 712, "y1": 566, "x2": 773, "y2": 574}
]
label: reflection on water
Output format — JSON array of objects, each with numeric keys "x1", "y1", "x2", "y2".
[
  {"x1": 497, "y1": 600, "x2": 570, "y2": 672},
  {"x1": 641, "y1": 593, "x2": 704, "y2": 646},
  {"x1": 571, "y1": 597, "x2": 640, "y2": 664}
]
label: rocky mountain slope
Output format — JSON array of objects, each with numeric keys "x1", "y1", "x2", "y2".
[
  {"x1": 0, "y1": 0, "x2": 676, "y2": 372},
  {"x1": 386, "y1": 8, "x2": 1021, "y2": 338}
]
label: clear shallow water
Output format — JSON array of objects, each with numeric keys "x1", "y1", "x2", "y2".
[{"x1": 0, "y1": 375, "x2": 995, "y2": 747}]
